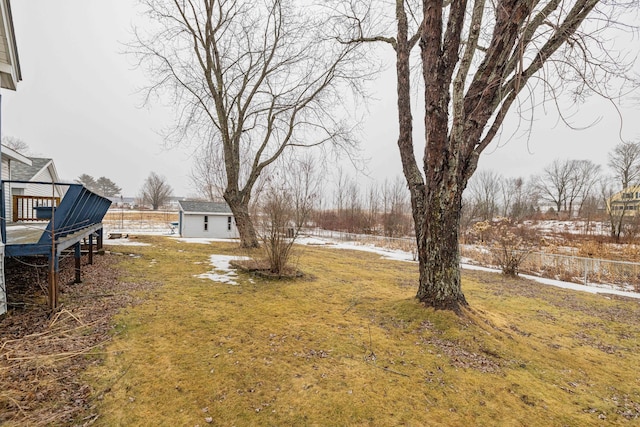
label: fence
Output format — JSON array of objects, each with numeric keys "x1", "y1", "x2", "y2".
[
  {"x1": 102, "y1": 209, "x2": 178, "y2": 235},
  {"x1": 305, "y1": 228, "x2": 417, "y2": 255},
  {"x1": 305, "y1": 228, "x2": 640, "y2": 292},
  {"x1": 459, "y1": 246, "x2": 640, "y2": 292}
]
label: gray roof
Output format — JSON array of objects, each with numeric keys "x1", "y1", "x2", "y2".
[
  {"x1": 11, "y1": 158, "x2": 53, "y2": 181},
  {"x1": 178, "y1": 200, "x2": 233, "y2": 214}
]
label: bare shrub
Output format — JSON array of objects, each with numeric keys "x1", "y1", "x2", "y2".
[
  {"x1": 472, "y1": 219, "x2": 537, "y2": 277},
  {"x1": 257, "y1": 157, "x2": 318, "y2": 277},
  {"x1": 259, "y1": 188, "x2": 298, "y2": 276}
]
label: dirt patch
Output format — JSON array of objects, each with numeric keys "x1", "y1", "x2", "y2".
[
  {"x1": 230, "y1": 259, "x2": 304, "y2": 279},
  {"x1": 0, "y1": 254, "x2": 159, "y2": 426}
]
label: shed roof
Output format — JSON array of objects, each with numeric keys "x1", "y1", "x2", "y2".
[
  {"x1": 178, "y1": 200, "x2": 233, "y2": 214},
  {"x1": 11, "y1": 157, "x2": 55, "y2": 181}
]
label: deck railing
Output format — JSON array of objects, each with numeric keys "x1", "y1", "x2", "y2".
[{"x1": 12, "y1": 195, "x2": 61, "y2": 222}]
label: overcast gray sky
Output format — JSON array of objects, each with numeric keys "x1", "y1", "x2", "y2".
[{"x1": 2, "y1": 1, "x2": 639, "y2": 197}]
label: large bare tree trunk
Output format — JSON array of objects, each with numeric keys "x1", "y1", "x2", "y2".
[
  {"x1": 416, "y1": 182, "x2": 467, "y2": 309},
  {"x1": 392, "y1": 0, "x2": 468, "y2": 310},
  {"x1": 224, "y1": 191, "x2": 259, "y2": 248}
]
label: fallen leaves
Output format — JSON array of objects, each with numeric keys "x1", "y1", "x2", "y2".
[{"x1": 0, "y1": 254, "x2": 160, "y2": 426}]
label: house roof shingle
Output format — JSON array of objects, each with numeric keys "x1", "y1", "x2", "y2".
[
  {"x1": 178, "y1": 200, "x2": 233, "y2": 214},
  {"x1": 11, "y1": 158, "x2": 54, "y2": 181}
]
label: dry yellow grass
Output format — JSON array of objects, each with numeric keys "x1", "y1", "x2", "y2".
[{"x1": 85, "y1": 236, "x2": 640, "y2": 426}]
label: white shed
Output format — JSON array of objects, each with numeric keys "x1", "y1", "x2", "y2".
[{"x1": 177, "y1": 200, "x2": 239, "y2": 239}]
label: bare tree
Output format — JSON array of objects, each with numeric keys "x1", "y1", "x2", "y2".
[
  {"x1": 134, "y1": 0, "x2": 366, "y2": 247},
  {"x1": 534, "y1": 159, "x2": 573, "y2": 215},
  {"x1": 501, "y1": 177, "x2": 530, "y2": 220},
  {"x1": 466, "y1": 170, "x2": 502, "y2": 221},
  {"x1": 345, "y1": 176, "x2": 363, "y2": 233},
  {"x1": 140, "y1": 172, "x2": 173, "y2": 210},
  {"x1": 535, "y1": 159, "x2": 600, "y2": 217},
  {"x1": 2, "y1": 136, "x2": 29, "y2": 154},
  {"x1": 190, "y1": 143, "x2": 225, "y2": 202},
  {"x1": 601, "y1": 177, "x2": 627, "y2": 241},
  {"x1": 365, "y1": 182, "x2": 380, "y2": 233},
  {"x1": 381, "y1": 176, "x2": 411, "y2": 237},
  {"x1": 572, "y1": 160, "x2": 601, "y2": 216},
  {"x1": 285, "y1": 154, "x2": 321, "y2": 229},
  {"x1": 333, "y1": 167, "x2": 347, "y2": 219},
  {"x1": 608, "y1": 141, "x2": 640, "y2": 189},
  {"x1": 340, "y1": 0, "x2": 640, "y2": 310}
]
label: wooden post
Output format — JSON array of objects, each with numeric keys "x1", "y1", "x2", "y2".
[
  {"x1": 49, "y1": 182, "x2": 58, "y2": 310},
  {"x1": 97, "y1": 228, "x2": 103, "y2": 251},
  {"x1": 74, "y1": 242, "x2": 82, "y2": 283},
  {"x1": 48, "y1": 255, "x2": 58, "y2": 309},
  {"x1": 88, "y1": 233, "x2": 94, "y2": 265}
]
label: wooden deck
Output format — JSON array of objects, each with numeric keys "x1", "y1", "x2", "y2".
[{"x1": 5, "y1": 222, "x2": 47, "y2": 245}]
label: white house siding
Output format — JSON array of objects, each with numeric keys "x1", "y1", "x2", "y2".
[
  {"x1": 181, "y1": 213, "x2": 239, "y2": 239},
  {"x1": 24, "y1": 167, "x2": 59, "y2": 198},
  {"x1": 1, "y1": 156, "x2": 8, "y2": 180}
]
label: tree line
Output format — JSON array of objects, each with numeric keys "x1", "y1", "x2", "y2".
[
  {"x1": 77, "y1": 172, "x2": 174, "y2": 211},
  {"x1": 462, "y1": 140, "x2": 640, "y2": 240}
]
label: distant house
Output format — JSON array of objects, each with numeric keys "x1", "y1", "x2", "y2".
[
  {"x1": 107, "y1": 196, "x2": 136, "y2": 209},
  {"x1": 178, "y1": 200, "x2": 239, "y2": 239},
  {"x1": 607, "y1": 186, "x2": 640, "y2": 216}
]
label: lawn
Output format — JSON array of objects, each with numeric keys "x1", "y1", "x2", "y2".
[{"x1": 76, "y1": 235, "x2": 640, "y2": 426}]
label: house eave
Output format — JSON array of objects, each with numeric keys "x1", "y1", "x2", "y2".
[
  {"x1": 1, "y1": 145, "x2": 31, "y2": 165},
  {"x1": 0, "y1": 0, "x2": 21, "y2": 91}
]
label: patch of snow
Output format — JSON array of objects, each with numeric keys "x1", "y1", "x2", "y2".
[
  {"x1": 296, "y1": 236, "x2": 333, "y2": 246},
  {"x1": 532, "y1": 220, "x2": 609, "y2": 236},
  {"x1": 298, "y1": 236, "x2": 413, "y2": 261},
  {"x1": 196, "y1": 254, "x2": 250, "y2": 285}
]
